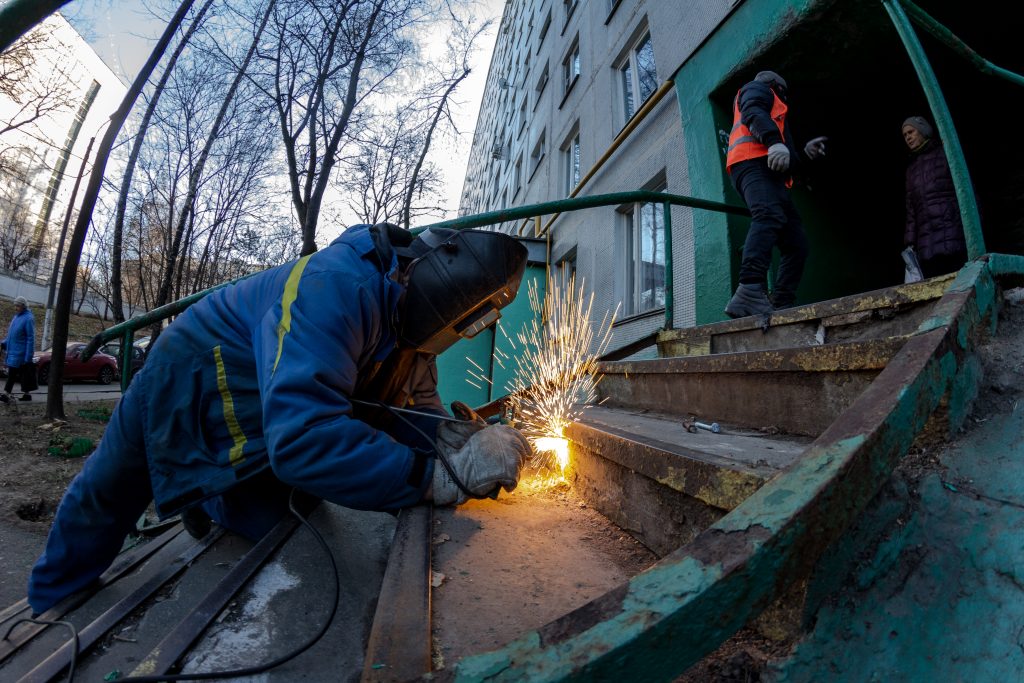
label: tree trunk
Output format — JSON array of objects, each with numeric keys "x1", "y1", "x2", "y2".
[
  {"x1": 153, "y1": 0, "x2": 276, "y2": 310},
  {"x1": 0, "y1": 0, "x2": 72, "y2": 53},
  {"x1": 111, "y1": 0, "x2": 216, "y2": 324},
  {"x1": 46, "y1": 0, "x2": 199, "y2": 420}
]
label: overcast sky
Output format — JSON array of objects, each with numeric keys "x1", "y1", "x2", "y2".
[{"x1": 61, "y1": 0, "x2": 504, "y2": 224}]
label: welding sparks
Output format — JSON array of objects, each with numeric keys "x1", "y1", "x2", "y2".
[{"x1": 504, "y1": 273, "x2": 617, "y2": 485}]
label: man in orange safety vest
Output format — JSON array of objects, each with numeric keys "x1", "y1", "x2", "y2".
[{"x1": 724, "y1": 70, "x2": 827, "y2": 318}]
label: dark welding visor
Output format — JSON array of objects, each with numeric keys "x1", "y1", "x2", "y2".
[{"x1": 398, "y1": 228, "x2": 528, "y2": 355}]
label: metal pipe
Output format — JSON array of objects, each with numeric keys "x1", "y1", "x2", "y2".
[
  {"x1": 900, "y1": 0, "x2": 1024, "y2": 88},
  {"x1": 419, "y1": 190, "x2": 748, "y2": 234},
  {"x1": 663, "y1": 201, "x2": 674, "y2": 330},
  {"x1": 883, "y1": 0, "x2": 985, "y2": 259}
]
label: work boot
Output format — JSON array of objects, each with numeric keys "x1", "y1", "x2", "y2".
[
  {"x1": 181, "y1": 506, "x2": 212, "y2": 539},
  {"x1": 19, "y1": 393, "x2": 31, "y2": 401},
  {"x1": 769, "y1": 291, "x2": 797, "y2": 310},
  {"x1": 724, "y1": 283, "x2": 773, "y2": 319}
]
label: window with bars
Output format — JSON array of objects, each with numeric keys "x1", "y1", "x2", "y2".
[{"x1": 617, "y1": 31, "x2": 657, "y2": 122}]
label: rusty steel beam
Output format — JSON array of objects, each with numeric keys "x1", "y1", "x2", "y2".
[
  {"x1": 361, "y1": 506, "x2": 432, "y2": 682},
  {"x1": 18, "y1": 530, "x2": 223, "y2": 683},
  {"x1": 0, "y1": 525, "x2": 185, "y2": 664},
  {"x1": 128, "y1": 517, "x2": 301, "y2": 677}
]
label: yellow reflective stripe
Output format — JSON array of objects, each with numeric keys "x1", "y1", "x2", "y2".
[
  {"x1": 272, "y1": 254, "x2": 312, "y2": 375},
  {"x1": 214, "y1": 345, "x2": 248, "y2": 466}
]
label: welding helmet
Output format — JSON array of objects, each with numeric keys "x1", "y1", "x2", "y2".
[{"x1": 397, "y1": 227, "x2": 528, "y2": 355}]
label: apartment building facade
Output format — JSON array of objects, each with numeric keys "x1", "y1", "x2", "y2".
[
  {"x1": 0, "y1": 12, "x2": 126, "y2": 286},
  {"x1": 459, "y1": 0, "x2": 1022, "y2": 359}
]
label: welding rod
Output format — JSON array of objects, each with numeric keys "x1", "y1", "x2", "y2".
[
  {"x1": 694, "y1": 421, "x2": 721, "y2": 434},
  {"x1": 349, "y1": 399, "x2": 469, "y2": 423}
]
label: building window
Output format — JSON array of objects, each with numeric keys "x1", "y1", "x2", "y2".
[
  {"x1": 562, "y1": 37, "x2": 580, "y2": 95},
  {"x1": 618, "y1": 32, "x2": 657, "y2": 121},
  {"x1": 561, "y1": 128, "x2": 580, "y2": 196},
  {"x1": 535, "y1": 62, "x2": 549, "y2": 105},
  {"x1": 514, "y1": 153, "x2": 523, "y2": 196},
  {"x1": 619, "y1": 183, "x2": 667, "y2": 316},
  {"x1": 530, "y1": 129, "x2": 546, "y2": 178},
  {"x1": 537, "y1": 9, "x2": 552, "y2": 51},
  {"x1": 563, "y1": 0, "x2": 579, "y2": 25},
  {"x1": 518, "y1": 96, "x2": 528, "y2": 137}
]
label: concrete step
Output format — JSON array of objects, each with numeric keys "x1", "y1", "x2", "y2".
[
  {"x1": 657, "y1": 273, "x2": 955, "y2": 357},
  {"x1": 597, "y1": 336, "x2": 906, "y2": 437},
  {"x1": 566, "y1": 405, "x2": 810, "y2": 556}
]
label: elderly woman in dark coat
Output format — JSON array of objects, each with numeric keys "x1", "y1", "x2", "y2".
[{"x1": 902, "y1": 115, "x2": 967, "y2": 278}]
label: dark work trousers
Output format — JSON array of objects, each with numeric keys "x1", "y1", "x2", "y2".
[
  {"x1": 27, "y1": 376, "x2": 290, "y2": 615},
  {"x1": 3, "y1": 365, "x2": 21, "y2": 394},
  {"x1": 730, "y1": 158, "x2": 809, "y2": 306}
]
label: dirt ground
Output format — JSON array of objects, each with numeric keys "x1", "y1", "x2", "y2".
[{"x1": 0, "y1": 398, "x2": 117, "y2": 607}]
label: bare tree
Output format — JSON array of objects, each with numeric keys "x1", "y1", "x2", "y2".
[
  {"x1": 0, "y1": 0, "x2": 73, "y2": 54},
  {"x1": 47, "y1": 0, "x2": 200, "y2": 420},
  {"x1": 0, "y1": 19, "x2": 77, "y2": 146},
  {"x1": 253, "y1": 0, "x2": 431, "y2": 254},
  {"x1": 110, "y1": 0, "x2": 217, "y2": 323}
]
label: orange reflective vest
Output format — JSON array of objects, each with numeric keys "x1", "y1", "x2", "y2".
[{"x1": 726, "y1": 89, "x2": 788, "y2": 171}]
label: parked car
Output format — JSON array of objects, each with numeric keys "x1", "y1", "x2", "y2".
[
  {"x1": 100, "y1": 341, "x2": 148, "y2": 380},
  {"x1": 34, "y1": 343, "x2": 119, "y2": 385}
]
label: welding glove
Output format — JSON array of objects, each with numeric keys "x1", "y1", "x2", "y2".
[
  {"x1": 436, "y1": 401, "x2": 488, "y2": 454},
  {"x1": 431, "y1": 425, "x2": 533, "y2": 505},
  {"x1": 766, "y1": 143, "x2": 791, "y2": 172},
  {"x1": 803, "y1": 136, "x2": 828, "y2": 160}
]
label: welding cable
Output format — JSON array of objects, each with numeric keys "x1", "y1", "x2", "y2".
[
  {"x1": 2, "y1": 617, "x2": 79, "y2": 682},
  {"x1": 356, "y1": 399, "x2": 485, "y2": 501},
  {"x1": 118, "y1": 488, "x2": 340, "y2": 682}
]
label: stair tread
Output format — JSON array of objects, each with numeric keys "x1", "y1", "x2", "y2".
[{"x1": 576, "y1": 405, "x2": 810, "y2": 477}]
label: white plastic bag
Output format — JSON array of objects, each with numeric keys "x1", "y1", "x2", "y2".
[{"x1": 902, "y1": 246, "x2": 923, "y2": 283}]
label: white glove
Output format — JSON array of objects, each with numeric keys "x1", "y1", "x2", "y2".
[
  {"x1": 766, "y1": 143, "x2": 790, "y2": 172},
  {"x1": 803, "y1": 136, "x2": 828, "y2": 160},
  {"x1": 431, "y1": 425, "x2": 532, "y2": 505},
  {"x1": 435, "y1": 401, "x2": 487, "y2": 454}
]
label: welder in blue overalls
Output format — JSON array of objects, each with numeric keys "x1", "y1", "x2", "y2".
[{"x1": 27, "y1": 223, "x2": 532, "y2": 615}]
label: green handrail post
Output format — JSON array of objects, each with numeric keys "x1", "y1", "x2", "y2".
[
  {"x1": 663, "y1": 201, "x2": 674, "y2": 331},
  {"x1": 883, "y1": 0, "x2": 985, "y2": 260},
  {"x1": 900, "y1": 0, "x2": 1024, "y2": 88}
]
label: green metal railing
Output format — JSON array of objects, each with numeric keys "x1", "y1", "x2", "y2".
[{"x1": 85, "y1": 190, "x2": 749, "y2": 392}]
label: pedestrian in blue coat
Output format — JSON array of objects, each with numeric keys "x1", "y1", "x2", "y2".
[
  {"x1": 2, "y1": 296, "x2": 35, "y2": 402},
  {"x1": 28, "y1": 223, "x2": 533, "y2": 615}
]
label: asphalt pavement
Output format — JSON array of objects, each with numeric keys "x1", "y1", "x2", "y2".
[{"x1": 18, "y1": 382, "x2": 122, "y2": 403}]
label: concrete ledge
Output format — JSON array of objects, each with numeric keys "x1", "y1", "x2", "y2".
[
  {"x1": 656, "y1": 274, "x2": 955, "y2": 358},
  {"x1": 443, "y1": 258, "x2": 1004, "y2": 682},
  {"x1": 597, "y1": 338, "x2": 906, "y2": 436}
]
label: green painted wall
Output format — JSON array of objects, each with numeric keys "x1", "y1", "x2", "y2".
[{"x1": 435, "y1": 265, "x2": 546, "y2": 410}]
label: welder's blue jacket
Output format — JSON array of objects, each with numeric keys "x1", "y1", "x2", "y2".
[
  {"x1": 134, "y1": 224, "x2": 438, "y2": 517},
  {"x1": 3, "y1": 307, "x2": 35, "y2": 368}
]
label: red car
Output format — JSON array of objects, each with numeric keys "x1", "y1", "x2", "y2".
[{"x1": 34, "y1": 343, "x2": 119, "y2": 385}]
